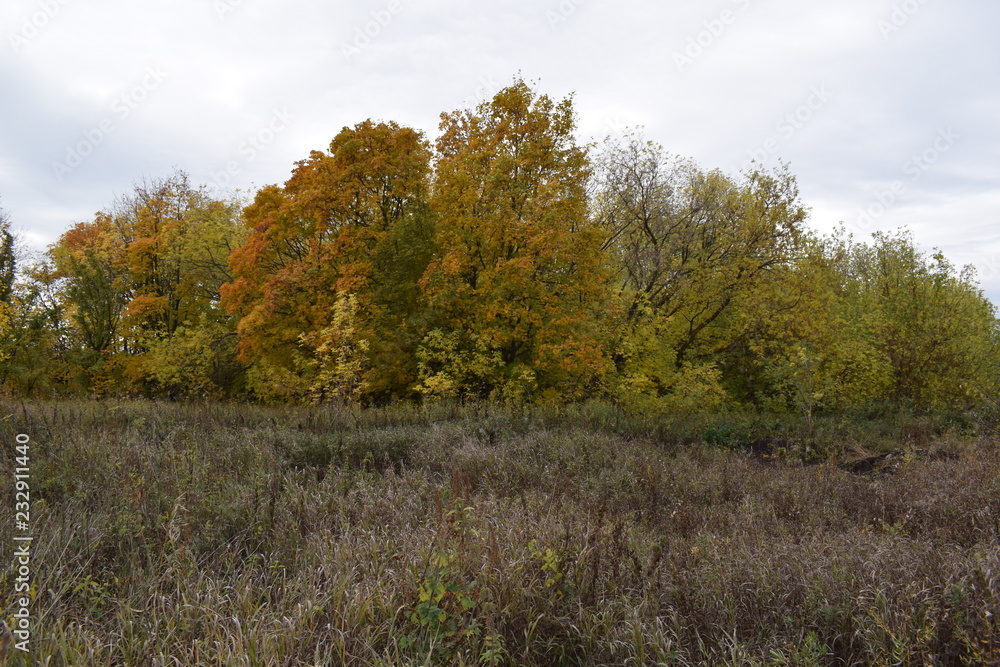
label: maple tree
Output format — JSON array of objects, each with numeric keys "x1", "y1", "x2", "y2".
[
  {"x1": 417, "y1": 80, "x2": 610, "y2": 402},
  {"x1": 221, "y1": 120, "x2": 434, "y2": 401},
  {"x1": 46, "y1": 171, "x2": 244, "y2": 395},
  {"x1": 1, "y1": 84, "x2": 996, "y2": 411}
]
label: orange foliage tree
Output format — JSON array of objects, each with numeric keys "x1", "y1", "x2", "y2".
[
  {"x1": 48, "y1": 171, "x2": 243, "y2": 395},
  {"x1": 221, "y1": 120, "x2": 434, "y2": 401}
]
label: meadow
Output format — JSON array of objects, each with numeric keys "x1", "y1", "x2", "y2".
[{"x1": 0, "y1": 400, "x2": 998, "y2": 665}]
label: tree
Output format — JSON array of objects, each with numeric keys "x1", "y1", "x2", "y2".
[
  {"x1": 0, "y1": 260, "x2": 76, "y2": 395},
  {"x1": 108, "y1": 171, "x2": 241, "y2": 343},
  {"x1": 301, "y1": 291, "x2": 370, "y2": 402},
  {"x1": 418, "y1": 80, "x2": 610, "y2": 402},
  {"x1": 49, "y1": 217, "x2": 128, "y2": 358},
  {"x1": 48, "y1": 171, "x2": 245, "y2": 396},
  {"x1": 0, "y1": 200, "x2": 14, "y2": 305},
  {"x1": 0, "y1": 202, "x2": 76, "y2": 395},
  {"x1": 844, "y1": 230, "x2": 998, "y2": 408},
  {"x1": 0, "y1": 202, "x2": 15, "y2": 374},
  {"x1": 730, "y1": 228, "x2": 999, "y2": 413},
  {"x1": 591, "y1": 134, "x2": 807, "y2": 409},
  {"x1": 222, "y1": 120, "x2": 434, "y2": 401},
  {"x1": 727, "y1": 232, "x2": 894, "y2": 416}
]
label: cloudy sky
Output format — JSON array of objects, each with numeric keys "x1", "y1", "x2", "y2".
[{"x1": 2, "y1": 0, "x2": 999, "y2": 300}]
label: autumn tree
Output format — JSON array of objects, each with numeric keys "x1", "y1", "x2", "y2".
[
  {"x1": 7, "y1": 87, "x2": 995, "y2": 411},
  {"x1": 417, "y1": 80, "x2": 610, "y2": 402},
  {"x1": 723, "y1": 227, "x2": 1000, "y2": 415},
  {"x1": 48, "y1": 171, "x2": 245, "y2": 395},
  {"x1": 104, "y1": 172, "x2": 240, "y2": 343},
  {"x1": 49, "y1": 216, "x2": 127, "y2": 361},
  {"x1": 0, "y1": 200, "x2": 14, "y2": 305},
  {"x1": 722, "y1": 231, "x2": 892, "y2": 420},
  {"x1": 222, "y1": 120, "x2": 434, "y2": 401},
  {"x1": 0, "y1": 201, "x2": 76, "y2": 395},
  {"x1": 592, "y1": 134, "x2": 807, "y2": 410},
  {"x1": 839, "y1": 230, "x2": 998, "y2": 408},
  {"x1": 0, "y1": 202, "x2": 16, "y2": 375},
  {"x1": 0, "y1": 261, "x2": 72, "y2": 395}
]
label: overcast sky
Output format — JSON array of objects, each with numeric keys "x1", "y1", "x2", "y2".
[{"x1": 3, "y1": 0, "x2": 999, "y2": 301}]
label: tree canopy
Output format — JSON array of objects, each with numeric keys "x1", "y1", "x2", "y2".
[{"x1": 2, "y1": 80, "x2": 996, "y2": 412}]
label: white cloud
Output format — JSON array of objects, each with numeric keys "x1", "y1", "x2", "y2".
[{"x1": 1, "y1": 0, "x2": 997, "y2": 301}]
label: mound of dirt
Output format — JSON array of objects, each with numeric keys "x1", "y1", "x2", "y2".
[
  {"x1": 744, "y1": 438, "x2": 799, "y2": 462},
  {"x1": 839, "y1": 448, "x2": 958, "y2": 476}
]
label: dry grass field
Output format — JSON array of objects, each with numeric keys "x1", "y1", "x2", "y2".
[{"x1": 1, "y1": 400, "x2": 998, "y2": 665}]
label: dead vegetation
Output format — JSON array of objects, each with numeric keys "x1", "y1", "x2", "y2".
[{"x1": 0, "y1": 400, "x2": 997, "y2": 665}]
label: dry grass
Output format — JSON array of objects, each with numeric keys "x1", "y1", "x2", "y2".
[{"x1": 0, "y1": 400, "x2": 997, "y2": 665}]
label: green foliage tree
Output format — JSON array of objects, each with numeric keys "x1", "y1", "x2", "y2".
[
  {"x1": 842, "y1": 230, "x2": 998, "y2": 408},
  {"x1": 0, "y1": 200, "x2": 14, "y2": 305},
  {"x1": 0, "y1": 202, "x2": 16, "y2": 375},
  {"x1": 732, "y1": 228, "x2": 998, "y2": 413},
  {"x1": 0, "y1": 265, "x2": 69, "y2": 396},
  {"x1": 592, "y1": 135, "x2": 807, "y2": 411},
  {"x1": 0, "y1": 203, "x2": 76, "y2": 395},
  {"x1": 49, "y1": 218, "x2": 127, "y2": 360}
]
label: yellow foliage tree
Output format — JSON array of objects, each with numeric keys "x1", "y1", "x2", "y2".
[
  {"x1": 420, "y1": 79, "x2": 611, "y2": 402},
  {"x1": 301, "y1": 292, "x2": 370, "y2": 403},
  {"x1": 592, "y1": 134, "x2": 807, "y2": 411}
]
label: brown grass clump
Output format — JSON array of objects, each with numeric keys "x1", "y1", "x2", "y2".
[{"x1": 0, "y1": 400, "x2": 997, "y2": 665}]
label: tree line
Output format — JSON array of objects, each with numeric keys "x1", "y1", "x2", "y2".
[{"x1": 1, "y1": 80, "x2": 997, "y2": 411}]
